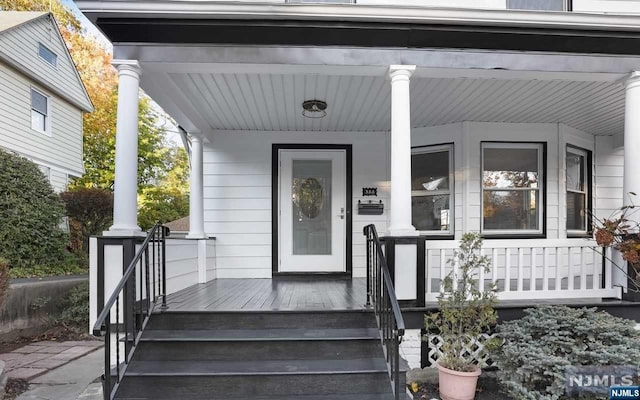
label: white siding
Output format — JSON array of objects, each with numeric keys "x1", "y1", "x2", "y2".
[
  {"x1": 594, "y1": 135, "x2": 624, "y2": 220},
  {"x1": 0, "y1": 62, "x2": 84, "y2": 175},
  {"x1": 49, "y1": 168, "x2": 68, "y2": 193},
  {"x1": 203, "y1": 130, "x2": 389, "y2": 279},
  {"x1": 0, "y1": 16, "x2": 89, "y2": 110}
]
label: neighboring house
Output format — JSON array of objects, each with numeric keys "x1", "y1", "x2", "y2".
[
  {"x1": 77, "y1": 1, "x2": 640, "y2": 399},
  {"x1": 0, "y1": 12, "x2": 92, "y2": 193}
]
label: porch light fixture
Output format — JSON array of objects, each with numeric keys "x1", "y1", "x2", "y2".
[{"x1": 302, "y1": 99, "x2": 327, "y2": 118}]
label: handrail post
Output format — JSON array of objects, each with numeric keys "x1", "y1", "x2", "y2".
[
  {"x1": 161, "y1": 226, "x2": 168, "y2": 310},
  {"x1": 122, "y1": 239, "x2": 136, "y2": 356}
]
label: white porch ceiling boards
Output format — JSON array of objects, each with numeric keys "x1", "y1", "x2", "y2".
[{"x1": 158, "y1": 72, "x2": 625, "y2": 136}]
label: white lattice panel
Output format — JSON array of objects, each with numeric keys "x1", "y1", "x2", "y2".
[{"x1": 425, "y1": 333, "x2": 499, "y2": 368}]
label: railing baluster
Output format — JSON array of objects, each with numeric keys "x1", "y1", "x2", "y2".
[
  {"x1": 517, "y1": 248, "x2": 524, "y2": 292},
  {"x1": 479, "y1": 248, "x2": 485, "y2": 292},
  {"x1": 439, "y1": 249, "x2": 446, "y2": 292},
  {"x1": 568, "y1": 247, "x2": 575, "y2": 291},
  {"x1": 581, "y1": 247, "x2": 587, "y2": 290},
  {"x1": 505, "y1": 248, "x2": 511, "y2": 292},
  {"x1": 543, "y1": 247, "x2": 550, "y2": 291},
  {"x1": 492, "y1": 248, "x2": 498, "y2": 286},
  {"x1": 556, "y1": 247, "x2": 562, "y2": 291},
  {"x1": 530, "y1": 247, "x2": 537, "y2": 292}
]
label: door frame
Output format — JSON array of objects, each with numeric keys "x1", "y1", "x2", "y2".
[{"x1": 272, "y1": 144, "x2": 353, "y2": 276}]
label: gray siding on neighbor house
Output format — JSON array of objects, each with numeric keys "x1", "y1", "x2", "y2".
[
  {"x1": 0, "y1": 62, "x2": 83, "y2": 175},
  {"x1": 0, "y1": 15, "x2": 89, "y2": 111}
]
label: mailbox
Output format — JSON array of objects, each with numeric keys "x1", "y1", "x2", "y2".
[{"x1": 358, "y1": 200, "x2": 384, "y2": 215}]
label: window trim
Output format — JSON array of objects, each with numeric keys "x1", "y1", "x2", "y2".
[
  {"x1": 566, "y1": 145, "x2": 592, "y2": 237},
  {"x1": 411, "y1": 143, "x2": 455, "y2": 237},
  {"x1": 30, "y1": 88, "x2": 51, "y2": 136},
  {"x1": 38, "y1": 43, "x2": 58, "y2": 68},
  {"x1": 481, "y1": 141, "x2": 546, "y2": 237}
]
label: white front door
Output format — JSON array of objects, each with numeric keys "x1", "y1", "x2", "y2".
[{"x1": 279, "y1": 150, "x2": 347, "y2": 272}]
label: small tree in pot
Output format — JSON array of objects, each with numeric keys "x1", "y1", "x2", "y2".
[{"x1": 425, "y1": 233, "x2": 498, "y2": 400}]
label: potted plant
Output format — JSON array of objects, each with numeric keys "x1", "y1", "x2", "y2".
[
  {"x1": 593, "y1": 194, "x2": 640, "y2": 300},
  {"x1": 425, "y1": 233, "x2": 498, "y2": 400}
]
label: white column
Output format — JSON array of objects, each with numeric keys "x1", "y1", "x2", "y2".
[
  {"x1": 388, "y1": 65, "x2": 417, "y2": 236},
  {"x1": 106, "y1": 60, "x2": 142, "y2": 236},
  {"x1": 624, "y1": 71, "x2": 640, "y2": 207},
  {"x1": 187, "y1": 133, "x2": 207, "y2": 239}
]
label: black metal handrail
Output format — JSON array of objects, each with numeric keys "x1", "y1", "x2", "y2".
[
  {"x1": 93, "y1": 223, "x2": 167, "y2": 400},
  {"x1": 364, "y1": 224, "x2": 406, "y2": 400}
]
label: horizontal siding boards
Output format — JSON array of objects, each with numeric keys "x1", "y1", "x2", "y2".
[
  {"x1": 203, "y1": 130, "x2": 389, "y2": 278},
  {"x1": 0, "y1": 63, "x2": 83, "y2": 173},
  {"x1": 49, "y1": 169, "x2": 67, "y2": 192},
  {"x1": 0, "y1": 16, "x2": 88, "y2": 109},
  {"x1": 595, "y1": 135, "x2": 624, "y2": 220}
]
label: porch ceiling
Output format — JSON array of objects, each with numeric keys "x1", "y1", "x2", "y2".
[{"x1": 146, "y1": 71, "x2": 625, "y2": 136}]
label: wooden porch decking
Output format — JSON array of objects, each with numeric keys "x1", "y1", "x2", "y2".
[{"x1": 163, "y1": 277, "x2": 369, "y2": 312}]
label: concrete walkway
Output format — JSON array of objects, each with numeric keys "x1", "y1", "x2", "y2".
[
  {"x1": 0, "y1": 341, "x2": 102, "y2": 381},
  {"x1": 16, "y1": 348, "x2": 103, "y2": 400}
]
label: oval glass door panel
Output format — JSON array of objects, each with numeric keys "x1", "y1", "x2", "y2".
[{"x1": 292, "y1": 160, "x2": 332, "y2": 255}]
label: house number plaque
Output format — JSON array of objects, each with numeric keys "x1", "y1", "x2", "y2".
[{"x1": 362, "y1": 187, "x2": 377, "y2": 197}]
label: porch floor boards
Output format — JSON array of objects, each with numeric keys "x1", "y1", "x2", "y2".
[{"x1": 163, "y1": 278, "x2": 368, "y2": 312}]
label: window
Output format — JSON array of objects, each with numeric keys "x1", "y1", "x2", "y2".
[
  {"x1": 507, "y1": 0, "x2": 569, "y2": 11},
  {"x1": 38, "y1": 43, "x2": 57, "y2": 67},
  {"x1": 482, "y1": 143, "x2": 544, "y2": 235},
  {"x1": 566, "y1": 146, "x2": 591, "y2": 235},
  {"x1": 30, "y1": 89, "x2": 49, "y2": 133},
  {"x1": 411, "y1": 144, "x2": 453, "y2": 235}
]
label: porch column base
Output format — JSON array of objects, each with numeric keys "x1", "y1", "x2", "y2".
[
  {"x1": 103, "y1": 227, "x2": 145, "y2": 237},
  {"x1": 185, "y1": 233, "x2": 208, "y2": 240}
]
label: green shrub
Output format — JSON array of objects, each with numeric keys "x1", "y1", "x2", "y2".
[
  {"x1": 55, "y1": 282, "x2": 89, "y2": 329},
  {"x1": 0, "y1": 150, "x2": 68, "y2": 268},
  {"x1": 8, "y1": 261, "x2": 86, "y2": 279},
  {"x1": 0, "y1": 257, "x2": 8, "y2": 308},
  {"x1": 495, "y1": 306, "x2": 640, "y2": 400}
]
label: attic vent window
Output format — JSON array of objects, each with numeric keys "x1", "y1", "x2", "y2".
[{"x1": 38, "y1": 43, "x2": 57, "y2": 67}]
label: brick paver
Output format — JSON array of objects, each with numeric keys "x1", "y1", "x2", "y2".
[{"x1": 1, "y1": 340, "x2": 103, "y2": 381}]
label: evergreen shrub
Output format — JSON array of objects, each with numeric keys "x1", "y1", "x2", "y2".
[
  {"x1": 495, "y1": 305, "x2": 640, "y2": 400},
  {"x1": 0, "y1": 150, "x2": 68, "y2": 268}
]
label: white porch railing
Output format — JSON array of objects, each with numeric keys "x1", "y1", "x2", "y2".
[{"x1": 425, "y1": 239, "x2": 622, "y2": 301}]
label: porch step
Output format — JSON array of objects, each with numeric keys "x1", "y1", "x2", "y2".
[
  {"x1": 114, "y1": 310, "x2": 406, "y2": 399},
  {"x1": 146, "y1": 309, "x2": 377, "y2": 330},
  {"x1": 136, "y1": 328, "x2": 381, "y2": 361}
]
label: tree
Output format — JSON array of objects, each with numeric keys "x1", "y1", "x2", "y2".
[
  {"x1": 1, "y1": 0, "x2": 191, "y2": 224},
  {"x1": 0, "y1": 150, "x2": 68, "y2": 268},
  {"x1": 60, "y1": 188, "x2": 113, "y2": 253}
]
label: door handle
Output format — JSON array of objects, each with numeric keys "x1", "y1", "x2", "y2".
[{"x1": 338, "y1": 207, "x2": 345, "y2": 220}]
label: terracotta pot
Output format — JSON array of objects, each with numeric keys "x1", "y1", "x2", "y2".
[{"x1": 436, "y1": 362, "x2": 482, "y2": 400}]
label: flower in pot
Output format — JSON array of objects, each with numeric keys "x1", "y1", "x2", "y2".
[{"x1": 425, "y1": 233, "x2": 498, "y2": 400}]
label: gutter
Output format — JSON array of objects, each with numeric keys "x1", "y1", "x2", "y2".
[{"x1": 74, "y1": 1, "x2": 640, "y2": 32}]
